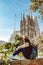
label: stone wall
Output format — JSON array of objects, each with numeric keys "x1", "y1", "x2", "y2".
[{"x1": 10, "y1": 58, "x2": 43, "y2": 65}]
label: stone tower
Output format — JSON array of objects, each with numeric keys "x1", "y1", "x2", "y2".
[
  {"x1": 20, "y1": 13, "x2": 39, "y2": 39},
  {"x1": 34, "y1": 16, "x2": 40, "y2": 36}
]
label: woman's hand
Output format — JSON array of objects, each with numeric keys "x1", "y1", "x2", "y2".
[
  {"x1": 18, "y1": 46, "x2": 21, "y2": 49},
  {"x1": 13, "y1": 47, "x2": 16, "y2": 53},
  {"x1": 16, "y1": 46, "x2": 21, "y2": 51}
]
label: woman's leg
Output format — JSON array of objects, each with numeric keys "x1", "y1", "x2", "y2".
[
  {"x1": 13, "y1": 48, "x2": 26, "y2": 56},
  {"x1": 13, "y1": 48, "x2": 22, "y2": 56}
]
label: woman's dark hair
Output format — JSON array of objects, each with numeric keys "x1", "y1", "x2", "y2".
[{"x1": 24, "y1": 38, "x2": 31, "y2": 46}]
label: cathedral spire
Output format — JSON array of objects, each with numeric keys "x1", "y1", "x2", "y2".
[
  {"x1": 20, "y1": 12, "x2": 22, "y2": 24},
  {"x1": 21, "y1": 12, "x2": 22, "y2": 21},
  {"x1": 23, "y1": 10, "x2": 25, "y2": 20},
  {"x1": 20, "y1": 12, "x2": 23, "y2": 28},
  {"x1": 34, "y1": 16, "x2": 40, "y2": 35},
  {"x1": 31, "y1": 11, "x2": 33, "y2": 19}
]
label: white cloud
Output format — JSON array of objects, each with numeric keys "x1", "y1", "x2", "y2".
[
  {"x1": 0, "y1": 28, "x2": 14, "y2": 42},
  {"x1": 0, "y1": 36, "x2": 9, "y2": 42}
]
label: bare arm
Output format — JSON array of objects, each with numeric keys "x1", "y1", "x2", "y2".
[{"x1": 16, "y1": 43, "x2": 29, "y2": 51}]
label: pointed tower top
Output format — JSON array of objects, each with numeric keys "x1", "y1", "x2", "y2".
[
  {"x1": 28, "y1": 9, "x2": 30, "y2": 16},
  {"x1": 31, "y1": 11, "x2": 33, "y2": 19},
  {"x1": 21, "y1": 12, "x2": 22, "y2": 21},
  {"x1": 23, "y1": 10, "x2": 25, "y2": 20},
  {"x1": 20, "y1": 12, "x2": 23, "y2": 28},
  {"x1": 34, "y1": 16, "x2": 37, "y2": 21}
]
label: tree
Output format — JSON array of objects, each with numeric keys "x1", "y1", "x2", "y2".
[
  {"x1": 14, "y1": 34, "x2": 24, "y2": 48},
  {"x1": 5, "y1": 42, "x2": 12, "y2": 49},
  {"x1": 30, "y1": 0, "x2": 43, "y2": 19}
]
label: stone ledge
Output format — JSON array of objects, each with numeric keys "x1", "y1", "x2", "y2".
[{"x1": 10, "y1": 58, "x2": 43, "y2": 65}]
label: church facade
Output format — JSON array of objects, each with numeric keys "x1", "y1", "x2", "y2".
[
  {"x1": 10, "y1": 13, "x2": 40, "y2": 43},
  {"x1": 20, "y1": 14, "x2": 40, "y2": 39}
]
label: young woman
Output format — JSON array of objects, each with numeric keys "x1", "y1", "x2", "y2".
[{"x1": 13, "y1": 36, "x2": 37, "y2": 59}]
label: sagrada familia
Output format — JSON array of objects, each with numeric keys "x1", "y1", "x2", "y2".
[{"x1": 10, "y1": 12, "x2": 40, "y2": 43}]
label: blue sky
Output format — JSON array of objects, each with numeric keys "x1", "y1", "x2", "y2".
[{"x1": 0, "y1": 0, "x2": 43, "y2": 41}]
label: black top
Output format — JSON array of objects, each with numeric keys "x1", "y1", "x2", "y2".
[{"x1": 21, "y1": 45, "x2": 33, "y2": 59}]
